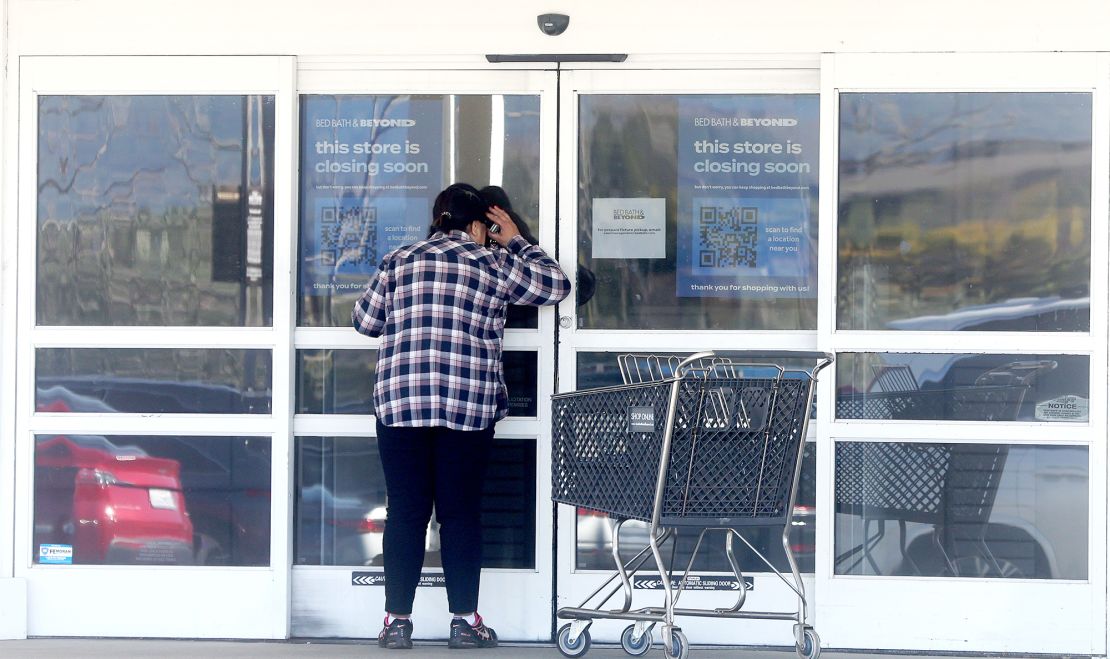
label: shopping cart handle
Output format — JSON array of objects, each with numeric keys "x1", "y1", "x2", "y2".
[{"x1": 681, "y1": 350, "x2": 834, "y2": 378}]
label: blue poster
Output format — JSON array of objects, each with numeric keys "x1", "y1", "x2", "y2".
[
  {"x1": 676, "y1": 96, "x2": 818, "y2": 298},
  {"x1": 300, "y1": 96, "x2": 444, "y2": 299}
]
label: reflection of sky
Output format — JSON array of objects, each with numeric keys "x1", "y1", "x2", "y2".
[
  {"x1": 38, "y1": 95, "x2": 250, "y2": 221},
  {"x1": 839, "y1": 92, "x2": 1092, "y2": 163}
]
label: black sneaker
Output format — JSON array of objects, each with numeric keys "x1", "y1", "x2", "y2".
[
  {"x1": 448, "y1": 614, "x2": 498, "y2": 649},
  {"x1": 378, "y1": 616, "x2": 414, "y2": 650}
]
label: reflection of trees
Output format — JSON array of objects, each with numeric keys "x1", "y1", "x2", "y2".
[
  {"x1": 37, "y1": 95, "x2": 272, "y2": 326},
  {"x1": 837, "y1": 94, "x2": 1091, "y2": 329}
]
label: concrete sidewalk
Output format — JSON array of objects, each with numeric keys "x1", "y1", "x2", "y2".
[{"x1": 0, "y1": 639, "x2": 1066, "y2": 658}]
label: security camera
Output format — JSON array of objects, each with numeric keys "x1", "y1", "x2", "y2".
[{"x1": 537, "y1": 13, "x2": 569, "y2": 36}]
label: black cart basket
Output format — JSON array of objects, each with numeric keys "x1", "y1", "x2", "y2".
[{"x1": 551, "y1": 351, "x2": 833, "y2": 659}]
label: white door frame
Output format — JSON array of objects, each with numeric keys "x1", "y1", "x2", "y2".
[
  {"x1": 814, "y1": 52, "x2": 1109, "y2": 654},
  {"x1": 13, "y1": 55, "x2": 297, "y2": 639},
  {"x1": 0, "y1": 14, "x2": 26, "y2": 640},
  {"x1": 290, "y1": 67, "x2": 559, "y2": 641},
  {"x1": 555, "y1": 67, "x2": 822, "y2": 647}
]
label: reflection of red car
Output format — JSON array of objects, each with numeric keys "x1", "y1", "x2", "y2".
[{"x1": 35, "y1": 435, "x2": 194, "y2": 565}]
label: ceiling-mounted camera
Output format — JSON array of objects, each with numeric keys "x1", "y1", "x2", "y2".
[{"x1": 537, "y1": 13, "x2": 569, "y2": 36}]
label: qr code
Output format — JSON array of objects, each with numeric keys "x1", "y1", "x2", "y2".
[
  {"x1": 319, "y1": 205, "x2": 376, "y2": 267},
  {"x1": 697, "y1": 206, "x2": 758, "y2": 268}
]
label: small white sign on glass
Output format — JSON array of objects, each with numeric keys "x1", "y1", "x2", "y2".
[
  {"x1": 591, "y1": 197, "x2": 666, "y2": 259},
  {"x1": 1034, "y1": 394, "x2": 1089, "y2": 422}
]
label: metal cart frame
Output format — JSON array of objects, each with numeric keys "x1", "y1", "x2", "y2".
[{"x1": 551, "y1": 351, "x2": 833, "y2": 659}]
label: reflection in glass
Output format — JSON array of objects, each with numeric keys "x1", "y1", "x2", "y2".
[
  {"x1": 37, "y1": 348, "x2": 272, "y2": 414},
  {"x1": 838, "y1": 93, "x2": 1092, "y2": 331},
  {"x1": 296, "y1": 349, "x2": 537, "y2": 417},
  {"x1": 577, "y1": 94, "x2": 819, "y2": 330},
  {"x1": 835, "y1": 442, "x2": 1087, "y2": 579},
  {"x1": 502, "y1": 351, "x2": 538, "y2": 417},
  {"x1": 836, "y1": 353, "x2": 1088, "y2": 422},
  {"x1": 38, "y1": 95, "x2": 276, "y2": 326},
  {"x1": 577, "y1": 351, "x2": 821, "y2": 390},
  {"x1": 296, "y1": 349, "x2": 376, "y2": 414},
  {"x1": 576, "y1": 443, "x2": 815, "y2": 573},
  {"x1": 294, "y1": 436, "x2": 535, "y2": 568},
  {"x1": 33, "y1": 434, "x2": 271, "y2": 566},
  {"x1": 297, "y1": 94, "x2": 542, "y2": 327}
]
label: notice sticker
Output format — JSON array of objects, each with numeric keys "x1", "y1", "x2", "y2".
[
  {"x1": 39, "y1": 544, "x2": 73, "y2": 565},
  {"x1": 352, "y1": 571, "x2": 446, "y2": 587},
  {"x1": 591, "y1": 198, "x2": 666, "y2": 259},
  {"x1": 633, "y1": 575, "x2": 753, "y2": 591},
  {"x1": 1035, "y1": 395, "x2": 1089, "y2": 422}
]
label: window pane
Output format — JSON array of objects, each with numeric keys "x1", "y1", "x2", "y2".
[
  {"x1": 578, "y1": 94, "x2": 819, "y2": 330},
  {"x1": 576, "y1": 443, "x2": 815, "y2": 574},
  {"x1": 836, "y1": 353, "x2": 1089, "y2": 422},
  {"x1": 294, "y1": 436, "x2": 535, "y2": 568},
  {"x1": 837, "y1": 93, "x2": 1092, "y2": 331},
  {"x1": 296, "y1": 349, "x2": 536, "y2": 417},
  {"x1": 38, "y1": 95, "x2": 276, "y2": 326},
  {"x1": 298, "y1": 94, "x2": 542, "y2": 327},
  {"x1": 835, "y1": 442, "x2": 1087, "y2": 579},
  {"x1": 503, "y1": 351, "x2": 538, "y2": 417},
  {"x1": 577, "y1": 351, "x2": 820, "y2": 389},
  {"x1": 296, "y1": 349, "x2": 376, "y2": 415},
  {"x1": 36, "y1": 348, "x2": 272, "y2": 414},
  {"x1": 34, "y1": 435, "x2": 271, "y2": 566}
]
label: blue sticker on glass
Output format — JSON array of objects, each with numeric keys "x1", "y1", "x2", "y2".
[{"x1": 39, "y1": 543, "x2": 73, "y2": 564}]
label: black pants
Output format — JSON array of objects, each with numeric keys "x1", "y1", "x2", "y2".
[{"x1": 376, "y1": 419, "x2": 494, "y2": 615}]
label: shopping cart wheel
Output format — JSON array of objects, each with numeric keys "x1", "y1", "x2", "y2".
[
  {"x1": 557, "y1": 623, "x2": 592, "y2": 658},
  {"x1": 620, "y1": 623, "x2": 654, "y2": 656},
  {"x1": 795, "y1": 626, "x2": 821, "y2": 659},
  {"x1": 662, "y1": 629, "x2": 688, "y2": 659}
]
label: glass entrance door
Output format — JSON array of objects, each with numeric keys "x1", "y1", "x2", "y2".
[
  {"x1": 15, "y1": 55, "x2": 297, "y2": 638},
  {"x1": 554, "y1": 68, "x2": 823, "y2": 647},
  {"x1": 290, "y1": 68, "x2": 559, "y2": 642}
]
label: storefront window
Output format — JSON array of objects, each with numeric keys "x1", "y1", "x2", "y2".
[
  {"x1": 837, "y1": 92, "x2": 1092, "y2": 331},
  {"x1": 297, "y1": 94, "x2": 542, "y2": 328},
  {"x1": 836, "y1": 353, "x2": 1089, "y2": 422},
  {"x1": 834, "y1": 442, "x2": 1087, "y2": 580},
  {"x1": 37, "y1": 95, "x2": 276, "y2": 326},
  {"x1": 33, "y1": 434, "x2": 271, "y2": 567},
  {"x1": 36, "y1": 348, "x2": 272, "y2": 414},
  {"x1": 296, "y1": 349, "x2": 536, "y2": 417},
  {"x1": 577, "y1": 94, "x2": 819, "y2": 330},
  {"x1": 294, "y1": 436, "x2": 535, "y2": 569}
]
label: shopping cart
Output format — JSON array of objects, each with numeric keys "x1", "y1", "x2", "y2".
[{"x1": 551, "y1": 351, "x2": 833, "y2": 659}]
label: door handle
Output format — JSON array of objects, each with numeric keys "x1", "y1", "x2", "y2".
[{"x1": 559, "y1": 315, "x2": 573, "y2": 329}]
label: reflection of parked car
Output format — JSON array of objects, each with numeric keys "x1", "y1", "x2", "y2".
[
  {"x1": 37, "y1": 376, "x2": 270, "y2": 414},
  {"x1": 835, "y1": 444, "x2": 1086, "y2": 580},
  {"x1": 296, "y1": 485, "x2": 442, "y2": 567},
  {"x1": 575, "y1": 505, "x2": 815, "y2": 574},
  {"x1": 36, "y1": 381, "x2": 272, "y2": 566},
  {"x1": 35, "y1": 435, "x2": 194, "y2": 565}
]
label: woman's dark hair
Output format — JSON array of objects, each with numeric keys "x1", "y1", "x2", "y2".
[
  {"x1": 480, "y1": 185, "x2": 538, "y2": 245},
  {"x1": 430, "y1": 183, "x2": 488, "y2": 235}
]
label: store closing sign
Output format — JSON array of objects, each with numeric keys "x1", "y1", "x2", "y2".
[
  {"x1": 676, "y1": 95, "x2": 818, "y2": 300},
  {"x1": 300, "y1": 95, "x2": 444, "y2": 301}
]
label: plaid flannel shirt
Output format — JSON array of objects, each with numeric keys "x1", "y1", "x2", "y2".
[{"x1": 353, "y1": 230, "x2": 570, "y2": 431}]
